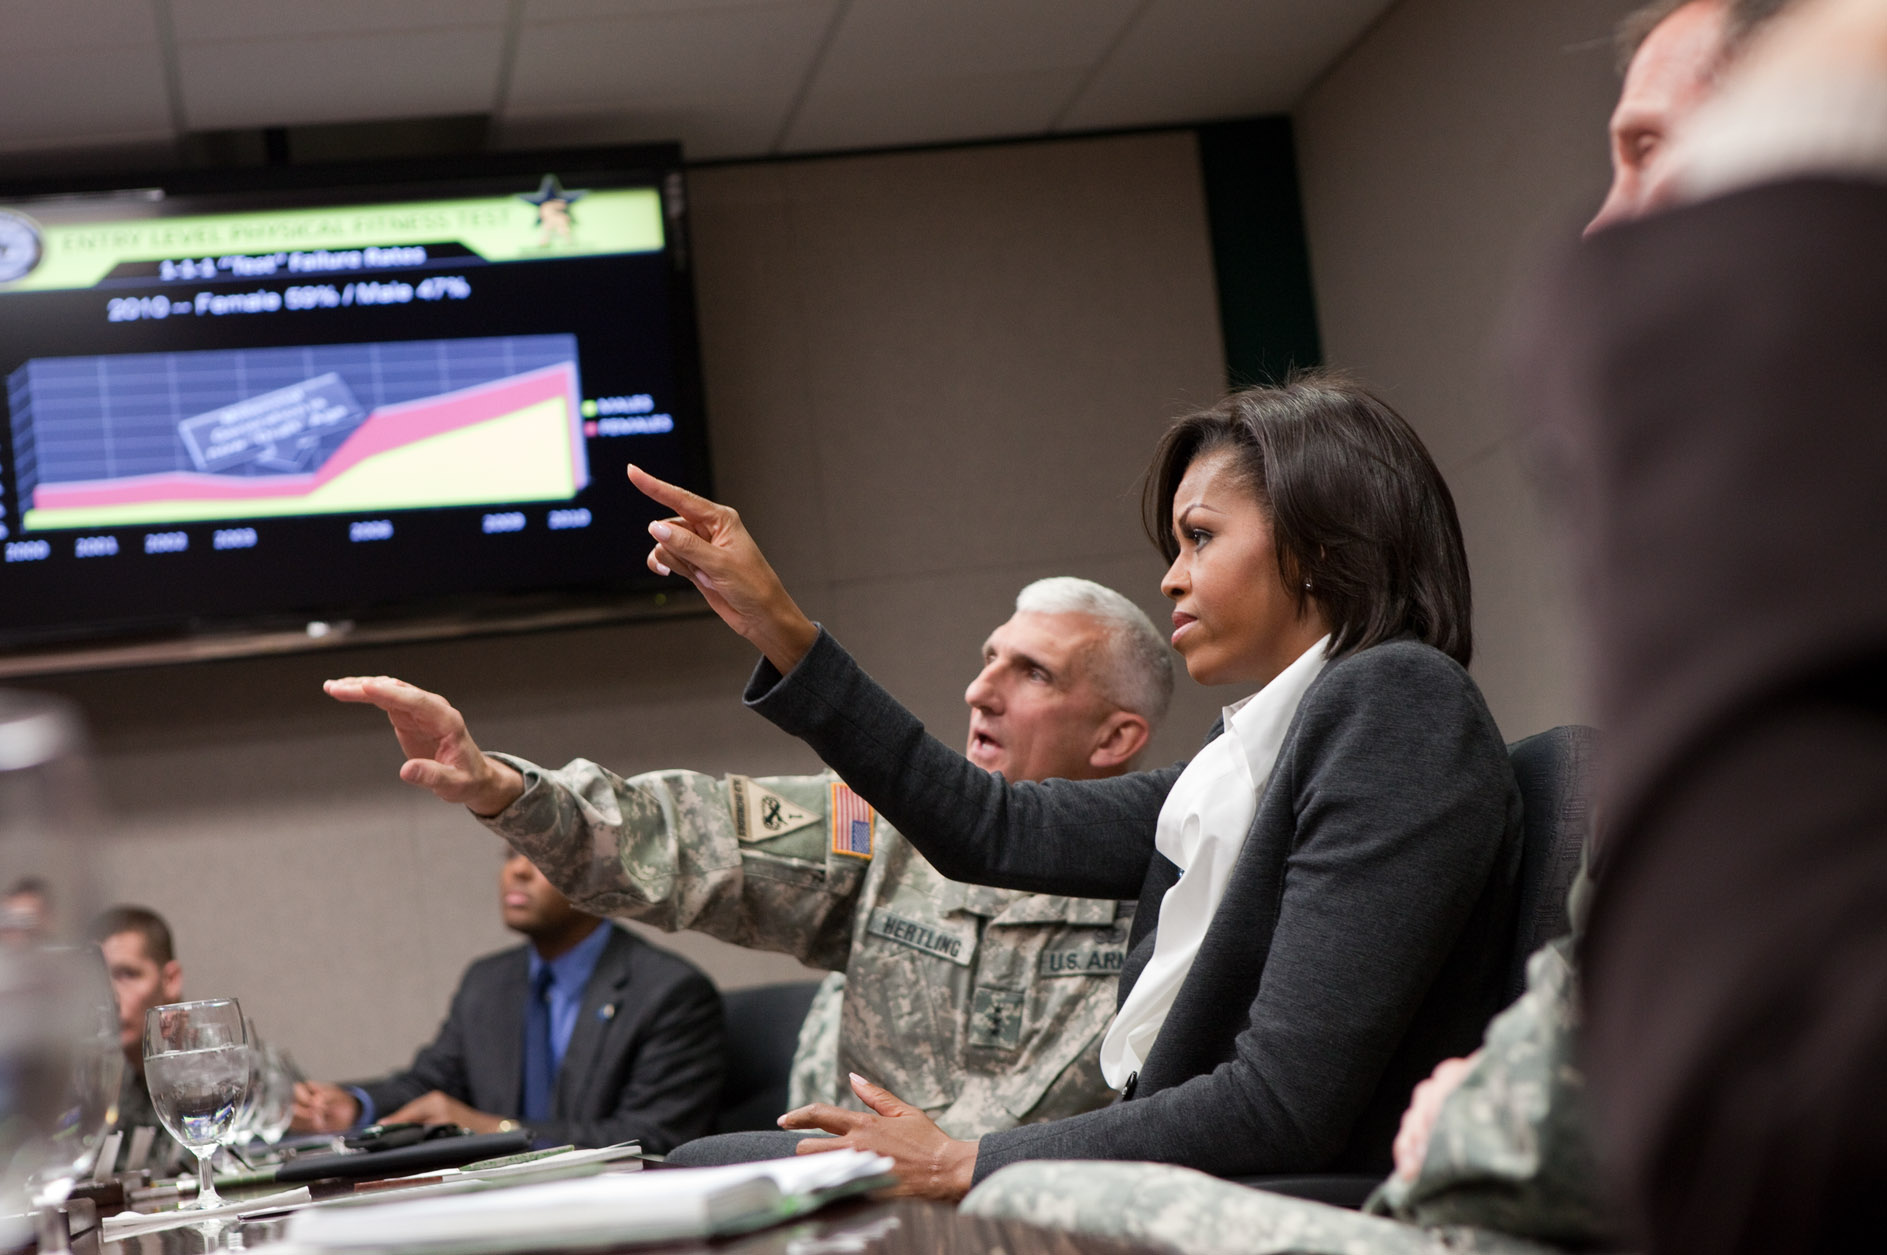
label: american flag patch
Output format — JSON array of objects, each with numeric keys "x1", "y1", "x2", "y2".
[{"x1": 828, "y1": 782, "x2": 876, "y2": 860}]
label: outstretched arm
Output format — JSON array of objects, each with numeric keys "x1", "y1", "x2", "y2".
[{"x1": 323, "y1": 675, "x2": 525, "y2": 817}]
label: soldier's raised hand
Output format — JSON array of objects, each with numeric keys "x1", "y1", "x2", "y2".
[
  {"x1": 323, "y1": 675, "x2": 525, "y2": 816},
  {"x1": 628, "y1": 464, "x2": 819, "y2": 674}
]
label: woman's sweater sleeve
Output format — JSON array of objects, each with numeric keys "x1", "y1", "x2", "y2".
[{"x1": 745, "y1": 627, "x2": 1181, "y2": 901}]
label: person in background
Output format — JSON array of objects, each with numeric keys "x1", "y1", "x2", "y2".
[
  {"x1": 89, "y1": 905, "x2": 187, "y2": 1170},
  {"x1": 2, "y1": 877, "x2": 51, "y2": 944},
  {"x1": 325, "y1": 576, "x2": 1173, "y2": 1161},
  {"x1": 292, "y1": 847, "x2": 723, "y2": 1153},
  {"x1": 1520, "y1": 0, "x2": 1887, "y2": 1250},
  {"x1": 627, "y1": 370, "x2": 1521, "y2": 1200}
]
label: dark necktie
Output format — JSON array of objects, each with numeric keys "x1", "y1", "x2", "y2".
[{"x1": 520, "y1": 965, "x2": 555, "y2": 1122}]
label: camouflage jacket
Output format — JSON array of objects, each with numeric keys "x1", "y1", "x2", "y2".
[
  {"x1": 965, "y1": 932, "x2": 1605, "y2": 1255},
  {"x1": 480, "y1": 756, "x2": 1131, "y2": 1138},
  {"x1": 1365, "y1": 933, "x2": 1608, "y2": 1248}
]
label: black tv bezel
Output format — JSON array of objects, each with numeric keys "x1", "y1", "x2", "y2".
[{"x1": 0, "y1": 143, "x2": 713, "y2": 676}]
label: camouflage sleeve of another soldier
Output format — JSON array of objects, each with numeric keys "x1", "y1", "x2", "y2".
[
  {"x1": 965, "y1": 871, "x2": 1606, "y2": 1255},
  {"x1": 480, "y1": 754, "x2": 872, "y2": 972},
  {"x1": 1363, "y1": 868, "x2": 1610, "y2": 1250}
]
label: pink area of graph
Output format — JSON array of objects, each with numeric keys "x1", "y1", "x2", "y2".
[{"x1": 32, "y1": 362, "x2": 583, "y2": 512}]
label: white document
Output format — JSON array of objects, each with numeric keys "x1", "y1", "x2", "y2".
[
  {"x1": 282, "y1": 1151, "x2": 896, "y2": 1253},
  {"x1": 100, "y1": 1186, "x2": 313, "y2": 1240}
]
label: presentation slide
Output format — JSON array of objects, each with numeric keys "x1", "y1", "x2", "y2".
[
  {"x1": 13, "y1": 336, "x2": 587, "y2": 529},
  {"x1": 0, "y1": 165, "x2": 709, "y2": 647}
]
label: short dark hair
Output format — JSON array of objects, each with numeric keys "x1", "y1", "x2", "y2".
[
  {"x1": 1142, "y1": 371, "x2": 1473, "y2": 668},
  {"x1": 89, "y1": 904, "x2": 175, "y2": 966},
  {"x1": 1614, "y1": 0, "x2": 1796, "y2": 72}
]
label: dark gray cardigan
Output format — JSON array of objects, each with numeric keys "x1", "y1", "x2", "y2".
[{"x1": 747, "y1": 630, "x2": 1521, "y2": 1184}]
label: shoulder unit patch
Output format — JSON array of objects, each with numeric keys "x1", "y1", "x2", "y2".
[{"x1": 727, "y1": 775, "x2": 821, "y2": 843}]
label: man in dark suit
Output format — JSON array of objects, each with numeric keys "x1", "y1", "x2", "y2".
[
  {"x1": 293, "y1": 848, "x2": 724, "y2": 1152},
  {"x1": 1521, "y1": 1, "x2": 1887, "y2": 1251}
]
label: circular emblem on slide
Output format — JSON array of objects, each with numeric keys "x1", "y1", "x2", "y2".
[{"x1": 0, "y1": 208, "x2": 44, "y2": 283}]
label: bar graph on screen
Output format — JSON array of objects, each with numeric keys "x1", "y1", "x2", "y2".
[{"x1": 11, "y1": 335, "x2": 588, "y2": 530}]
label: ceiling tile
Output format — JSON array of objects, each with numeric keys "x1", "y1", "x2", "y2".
[
  {"x1": 526, "y1": 0, "x2": 812, "y2": 16},
  {"x1": 780, "y1": 0, "x2": 1140, "y2": 151},
  {"x1": 1058, "y1": 0, "x2": 1400, "y2": 127},
  {"x1": 806, "y1": 0, "x2": 1141, "y2": 89},
  {"x1": 167, "y1": 0, "x2": 509, "y2": 41},
  {"x1": 8, "y1": 0, "x2": 159, "y2": 50},
  {"x1": 0, "y1": 0, "x2": 1402, "y2": 164},
  {"x1": 0, "y1": 43, "x2": 172, "y2": 151},
  {"x1": 177, "y1": 27, "x2": 509, "y2": 130},
  {"x1": 495, "y1": 106, "x2": 778, "y2": 162},
  {"x1": 783, "y1": 67, "x2": 1091, "y2": 152},
  {"x1": 504, "y1": 3, "x2": 836, "y2": 156},
  {"x1": 509, "y1": 3, "x2": 835, "y2": 107}
]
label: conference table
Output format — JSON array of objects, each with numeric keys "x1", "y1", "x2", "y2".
[{"x1": 90, "y1": 1192, "x2": 1170, "y2": 1255}]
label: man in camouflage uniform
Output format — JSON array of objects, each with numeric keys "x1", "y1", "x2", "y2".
[{"x1": 326, "y1": 577, "x2": 1173, "y2": 1143}]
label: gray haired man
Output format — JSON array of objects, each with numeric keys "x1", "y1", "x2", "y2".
[{"x1": 328, "y1": 577, "x2": 1173, "y2": 1148}]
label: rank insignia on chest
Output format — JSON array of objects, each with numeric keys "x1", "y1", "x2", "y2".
[
  {"x1": 968, "y1": 987, "x2": 1025, "y2": 1051},
  {"x1": 828, "y1": 782, "x2": 876, "y2": 860},
  {"x1": 728, "y1": 775, "x2": 821, "y2": 842}
]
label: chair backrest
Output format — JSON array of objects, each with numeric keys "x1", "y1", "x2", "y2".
[
  {"x1": 712, "y1": 980, "x2": 823, "y2": 1135},
  {"x1": 1504, "y1": 725, "x2": 1600, "y2": 1005}
]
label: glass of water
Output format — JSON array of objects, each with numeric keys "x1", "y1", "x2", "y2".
[{"x1": 144, "y1": 998, "x2": 249, "y2": 1210}]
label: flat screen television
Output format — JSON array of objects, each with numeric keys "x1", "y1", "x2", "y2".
[{"x1": 0, "y1": 145, "x2": 708, "y2": 673}]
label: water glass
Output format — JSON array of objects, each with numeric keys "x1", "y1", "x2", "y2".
[{"x1": 144, "y1": 998, "x2": 249, "y2": 1210}]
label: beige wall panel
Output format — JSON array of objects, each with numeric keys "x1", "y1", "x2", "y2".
[
  {"x1": 37, "y1": 129, "x2": 1226, "y2": 1082},
  {"x1": 769, "y1": 134, "x2": 1226, "y2": 581},
  {"x1": 1295, "y1": 0, "x2": 1635, "y2": 737}
]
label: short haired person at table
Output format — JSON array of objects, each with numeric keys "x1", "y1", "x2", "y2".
[
  {"x1": 291, "y1": 847, "x2": 723, "y2": 1153},
  {"x1": 88, "y1": 904, "x2": 189, "y2": 1169},
  {"x1": 323, "y1": 576, "x2": 1174, "y2": 1155},
  {"x1": 626, "y1": 373, "x2": 1521, "y2": 1198}
]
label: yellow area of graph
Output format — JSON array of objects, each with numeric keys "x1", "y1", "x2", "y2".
[{"x1": 23, "y1": 396, "x2": 577, "y2": 531}]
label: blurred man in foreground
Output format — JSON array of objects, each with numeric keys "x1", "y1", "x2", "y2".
[
  {"x1": 293, "y1": 848, "x2": 723, "y2": 1153},
  {"x1": 325, "y1": 577, "x2": 1172, "y2": 1156},
  {"x1": 1521, "y1": 0, "x2": 1887, "y2": 1250}
]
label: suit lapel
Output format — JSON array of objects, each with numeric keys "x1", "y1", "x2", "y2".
[
  {"x1": 485, "y1": 947, "x2": 530, "y2": 1118},
  {"x1": 552, "y1": 927, "x2": 634, "y2": 1118}
]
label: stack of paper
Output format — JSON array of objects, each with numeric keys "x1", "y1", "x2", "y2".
[
  {"x1": 282, "y1": 1152, "x2": 898, "y2": 1253},
  {"x1": 100, "y1": 1187, "x2": 314, "y2": 1241}
]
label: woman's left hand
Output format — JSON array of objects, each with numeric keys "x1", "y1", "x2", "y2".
[
  {"x1": 628, "y1": 464, "x2": 819, "y2": 673},
  {"x1": 779, "y1": 1074, "x2": 980, "y2": 1201}
]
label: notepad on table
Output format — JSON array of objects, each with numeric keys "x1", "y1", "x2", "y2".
[{"x1": 282, "y1": 1151, "x2": 897, "y2": 1253}]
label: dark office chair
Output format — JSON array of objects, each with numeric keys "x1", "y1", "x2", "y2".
[
  {"x1": 1242, "y1": 724, "x2": 1600, "y2": 1211},
  {"x1": 712, "y1": 980, "x2": 823, "y2": 1135},
  {"x1": 1503, "y1": 725, "x2": 1599, "y2": 1002}
]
